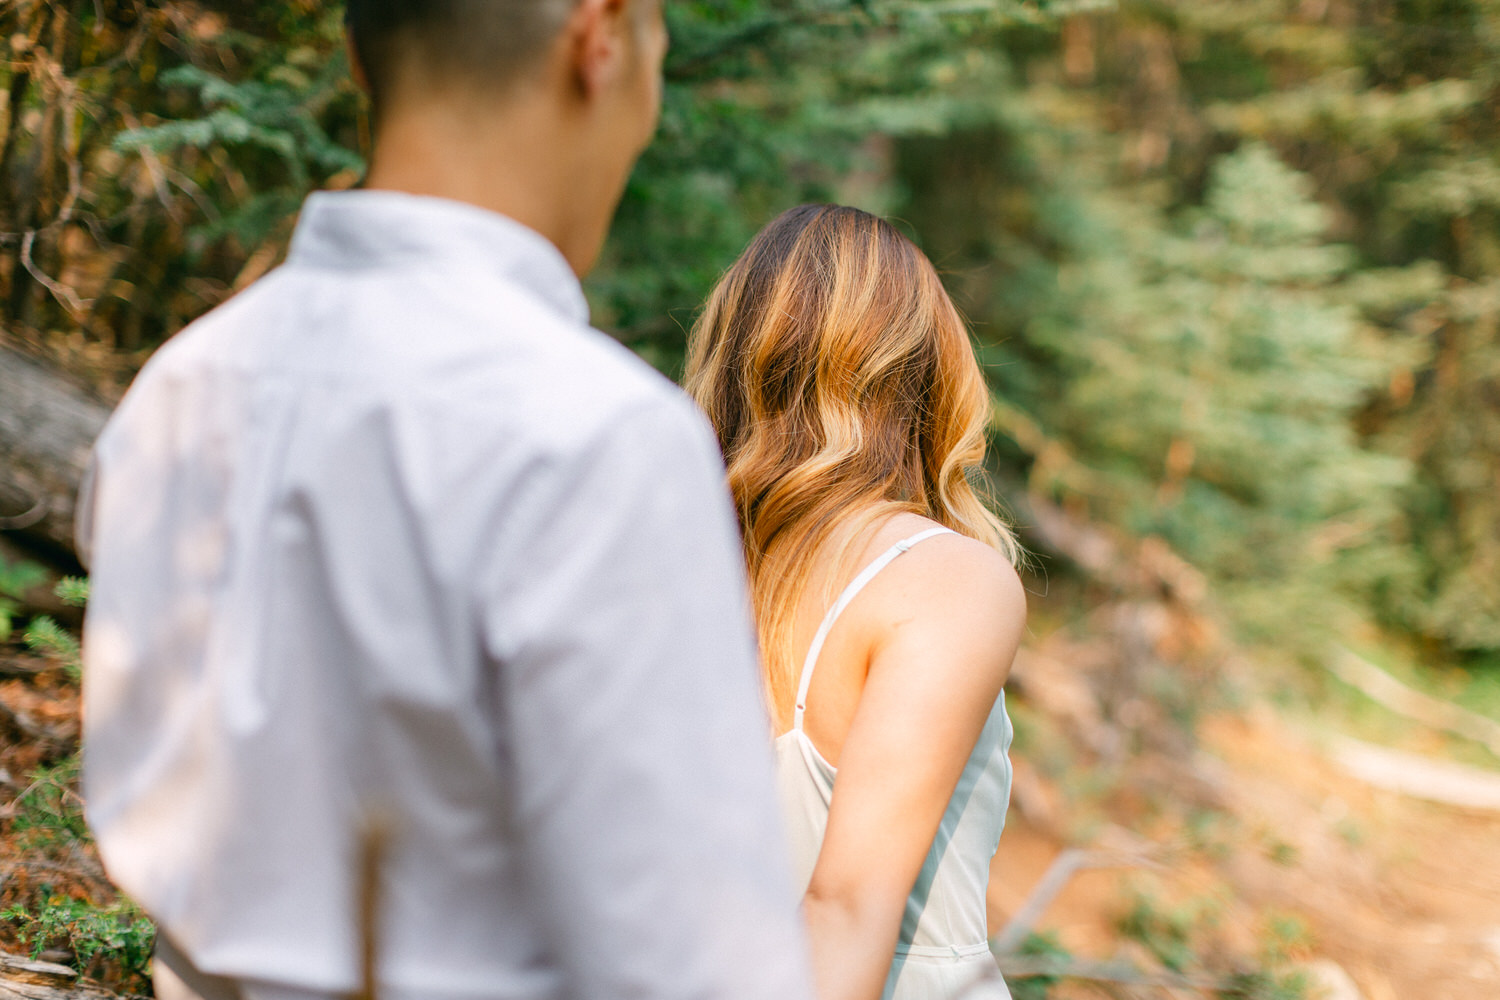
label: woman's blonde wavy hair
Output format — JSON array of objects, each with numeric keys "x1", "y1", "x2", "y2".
[{"x1": 685, "y1": 204, "x2": 1021, "y2": 730}]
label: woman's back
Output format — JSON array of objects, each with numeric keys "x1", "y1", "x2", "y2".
[{"x1": 775, "y1": 517, "x2": 1015, "y2": 1000}]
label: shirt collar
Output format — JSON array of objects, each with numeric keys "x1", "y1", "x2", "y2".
[{"x1": 287, "y1": 190, "x2": 589, "y2": 325}]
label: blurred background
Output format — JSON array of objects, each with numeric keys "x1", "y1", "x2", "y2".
[{"x1": 1, "y1": 1, "x2": 1499, "y2": 998}]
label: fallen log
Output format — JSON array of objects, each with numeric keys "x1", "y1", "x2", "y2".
[
  {"x1": 0, "y1": 953, "x2": 115, "y2": 1000},
  {"x1": 0, "y1": 344, "x2": 110, "y2": 558}
]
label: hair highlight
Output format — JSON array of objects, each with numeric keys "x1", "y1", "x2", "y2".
[{"x1": 685, "y1": 204, "x2": 1021, "y2": 730}]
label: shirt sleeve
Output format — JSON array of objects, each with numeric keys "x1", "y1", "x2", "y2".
[{"x1": 477, "y1": 394, "x2": 814, "y2": 1000}]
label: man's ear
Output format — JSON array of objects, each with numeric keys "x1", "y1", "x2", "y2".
[{"x1": 567, "y1": 0, "x2": 629, "y2": 98}]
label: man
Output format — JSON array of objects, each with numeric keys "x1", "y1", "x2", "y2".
[{"x1": 77, "y1": 3, "x2": 812, "y2": 1000}]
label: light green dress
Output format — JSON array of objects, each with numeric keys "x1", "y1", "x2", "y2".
[{"x1": 774, "y1": 528, "x2": 1014, "y2": 1000}]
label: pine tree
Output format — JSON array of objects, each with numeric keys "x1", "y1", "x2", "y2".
[{"x1": 1019, "y1": 142, "x2": 1411, "y2": 636}]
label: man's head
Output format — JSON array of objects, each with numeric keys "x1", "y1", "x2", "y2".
[
  {"x1": 347, "y1": 0, "x2": 572, "y2": 117},
  {"x1": 347, "y1": 0, "x2": 668, "y2": 275}
]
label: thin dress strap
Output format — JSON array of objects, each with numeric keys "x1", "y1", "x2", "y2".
[{"x1": 793, "y1": 527, "x2": 955, "y2": 733}]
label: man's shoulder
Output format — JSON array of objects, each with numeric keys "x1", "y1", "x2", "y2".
[
  {"x1": 429, "y1": 287, "x2": 698, "y2": 455},
  {"x1": 95, "y1": 272, "x2": 293, "y2": 435},
  {"x1": 140, "y1": 262, "x2": 682, "y2": 415}
]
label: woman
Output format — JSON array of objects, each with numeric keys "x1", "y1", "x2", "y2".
[{"x1": 685, "y1": 204, "x2": 1028, "y2": 1000}]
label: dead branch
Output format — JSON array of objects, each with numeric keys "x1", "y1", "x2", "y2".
[
  {"x1": 993, "y1": 848, "x2": 1155, "y2": 956},
  {"x1": 0, "y1": 697, "x2": 71, "y2": 754},
  {"x1": 19, "y1": 231, "x2": 91, "y2": 321},
  {"x1": 1329, "y1": 646, "x2": 1500, "y2": 757},
  {"x1": 354, "y1": 816, "x2": 390, "y2": 1000}
]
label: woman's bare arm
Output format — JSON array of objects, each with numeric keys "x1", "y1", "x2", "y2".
[{"x1": 801, "y1": 534, "x2": 1026, "y2": 1000}]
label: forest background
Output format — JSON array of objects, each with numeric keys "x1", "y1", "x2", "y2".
[{"x1": 2, "y1": 1, "x2": 1500, "y2": 998}]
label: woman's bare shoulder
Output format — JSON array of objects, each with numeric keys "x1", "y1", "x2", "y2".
[
  {"x1": 875, "y1": 512, "x2": 1024, "y2": 594},
  {"x1": 863, "y1": 513, "x2": 1027, "y2": 671}
]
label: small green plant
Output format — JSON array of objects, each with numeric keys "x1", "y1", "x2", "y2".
[
  {"x1": 1261, "y1": 912, "x2": 1314, "y2": 964},
  {"x1": 1008, "y1": 930, "x2": 1071, "y2": 1000},
  {"x1": 1266, "y1": 838, "x2": 1299, "y2": 867},
  {"x1": 18, "y1": 578, "x2": 88, "y2": 679},
  {"x1": 1220, "y1": 968, "x2": 1310, "y2": 1000},
  {"x1": 0, "y1": 598, "x2": 18, "y2": 643},
  {"x1": 0, "y1": 553, "x2": 48, "y2": 643},
  {"x1": 54, "y1": 577, "x2": 91, "y2": 608},
  {"x1": 9, "y1": 757, "x2": 88, "y2": 852},
  {"x1": 1335, "y1": 817, "x2": 1365, "y2": 847},
  {"x1": 1, "y1": 893, "x2": 155, "y2": 982},
  {"x1": 1185, "y1": 808, "x2": 1233, "y2": 861},
  {"x1": 114, "y1": 53, "x2": 364, "y2": 257},
  {"x1": 24, "y1": 617, "x2": 82, "y2": 681},
  {"x1": 1117, "y1": 890, "x2": 1197, "y2": 973}
]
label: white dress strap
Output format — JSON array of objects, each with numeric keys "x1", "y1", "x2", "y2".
[{"x1": 792, "y1": 527, "x2": 955, "y2": 732}]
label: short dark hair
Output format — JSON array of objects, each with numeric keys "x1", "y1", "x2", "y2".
[{"x1": 346, "y1": 0, "x2": 574, "y2": 113}]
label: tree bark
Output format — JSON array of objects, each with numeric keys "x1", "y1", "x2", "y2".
[
  {"x1": 0, "y1": 953, "x2": 115, "y2": 1000},
  {"x1": 0, "y1": 343, "x2": 109, "y2": 557}
]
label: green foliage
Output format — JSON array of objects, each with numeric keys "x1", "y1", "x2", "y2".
[
  {"x1": 1217, "y1": 971, "x2": 1309, "y2": 1000},
  {"x1": 1261, "y1": 912, "x2": 1313, "y2": 962},
  {"x1": 1077, "y1": 0, "x2": 1500, "y2": 655},
  {"x1": 1008, "y1": 930, "x2": 1071, "y2": 1000},
  {"x1": 597, "y1": 0, "x2": 1090, "y2": 369},
  {"x1": 1, "y1": 0, "x2": 1496, "y2": 670},
  {"x1": 24, "y1": 616, "x2": 82, "y2": 681},
  {"x1": 0, "y1": 555, "x2": 47, "y2": 599},
  {"x1": 0, "y1": 554, "x2": 47, "y2": 644},
  {"x1": 140, "y1": 14, "x2": 356, "y2": 246},
  {"x1": 116, "y1": 63, "x2": 361, "y2": 178},
  {"x1": 1117, "y1": 890, "x2": 1199, "y2": 972},
  {"x1": 1011, "y1": 141, "x2": 1410, "y2": 640},
  {"x1": 887, "y1": 0, "x2": 1500, "y2": 659},
  {"x1": 0, "y1": 2, "x2": 366, "y2": 348},
  {"x1": 7, "y1": 756, "x2": 87, "y2": 852},
  {"x1": 53, "y1": 577, "x2": 90, "y2": 608},
  {"x1": 1, "y1": 894, "x2": 155, "y2": 982},
  {"x1": 1113, "y1": 886, "x2": 1309, "y2": 996}
]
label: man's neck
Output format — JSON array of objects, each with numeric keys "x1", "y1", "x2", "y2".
[{"x1": 361, "y1": 98, "x2": 607, "y2": 277}]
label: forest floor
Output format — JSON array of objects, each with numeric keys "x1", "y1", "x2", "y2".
[
  {"x1": 2, "y1": 542, "x2": 1500, "y2": 1000},
  {"x1": 986, "y1": 595, "x2": 1500, "y2": 1000}
]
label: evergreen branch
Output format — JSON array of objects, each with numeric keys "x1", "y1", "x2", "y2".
[{"x1": 665, "y1": 1, "x2": 871, "y2": 83}]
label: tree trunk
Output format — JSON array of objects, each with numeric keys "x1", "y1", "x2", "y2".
[{"x1": 0, "y1": 343, "x2": 110, "y2": 558}]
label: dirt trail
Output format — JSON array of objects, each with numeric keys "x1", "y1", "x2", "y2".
[{"x1": 987, "y1": 701, "x2": 1500, "y2": 997}]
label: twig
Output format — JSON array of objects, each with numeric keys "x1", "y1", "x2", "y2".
[
  {"x1": 0, "y1": 858, "x2": 107, "y2": 886},
  {"x1": 0, "y1": 494, "x2": 48, "y2": 530},
  {"x1": 0, "y1": 699, "x2": 69, "y2": 750},
  {"x1": 1329, "y1": 646, "x2": 1500, "y2": 757},
  {"x1": 353, "y1": 813, "x2": 391, "y2": 1000},
  {"x1": 0, "y1": 659, "x2": 45, "y2": 679},
  {"x1": 19, "y1": 230, "x2": 90, "y2": 319},
  {"x1": 992, "y1": 847, "x2": 1155, "y2": 956}
]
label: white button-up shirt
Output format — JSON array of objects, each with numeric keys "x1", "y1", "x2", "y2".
[{"x1": 79, "y1": 191, "x2": 811, "y2": 1000}]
